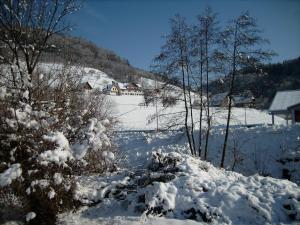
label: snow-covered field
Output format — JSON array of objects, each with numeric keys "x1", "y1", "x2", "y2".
[
  {"x1": 56, "y1": 67, "x2": 300, "y2": 225},
  {"x1": 108, "y1": 95, "x2": 285, "y2": 130}
]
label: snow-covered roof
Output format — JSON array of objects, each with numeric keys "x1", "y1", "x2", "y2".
[
  {"x1": 118, "y1": 83, "x2": 128, "y2": 90},
  {"x1": 269, "y1": 90, "x2": 300, "y2": 113},
  {"x1": 78, "y1": 81, "x2": 93, "y2": 90}
]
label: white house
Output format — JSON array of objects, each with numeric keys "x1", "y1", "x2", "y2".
[
  {"x1": 102, "y1": 81, "x2": 143, "y2": 96},
  {"x1": 102, "y1": 82, "x2": 120, "y2": 95}
]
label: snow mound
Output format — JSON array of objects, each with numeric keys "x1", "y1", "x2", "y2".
[
  {"x1": 61, "y1": 152, "x2": 300, "y2": 225},
  {"x1": 26, "y1": 212, "x2": 36, "y2": 222},
  {"x1": 0, "y1": 164, "x2": 22, "y2": 187},
  {"x1": 39, "y1": 132, "x2": 73, "y2": 166}
]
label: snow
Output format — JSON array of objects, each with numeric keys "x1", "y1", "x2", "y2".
[
  {"x1": 60, "y1": 151, "x2": 300, "y2": 225},
  {"x1": 53, "y1": 173, "x2": 63, "y2": 185},
  {"x1": 39, "y1": 132, "x2": 73, "y2": 165},
  {"x1": 31, "y1": 179, "x2": 50, "y2": 190},
  {"x1": 2, "y1": 64, "x2": 296, "y2": 225},
  {"x1": 0, "y1": 86, "x2": 7, "y2": 99},
  {"x1": 269, "y1": 89, "x2": 300, "y2": 112},
  {"x1": 35, "y1": 63, "x2": 116, "y2": 90},
  {"x1": 48, "y1": 188, "x2": 56, "y2": 199},
  {"x1": 0, "y1": 164, "x2": 22, "y2": 187},
  {"x1": 72, "y1": 142, "x2": 89, "y2": 160},
  {"x1": 102, "y1": 151, "x2": 115, "y2": 161},
  {"x1": 26, "y1": 212, "x2": 36, "y2": 222},
  {"x1": 72, "y1": 118, "x2": 111, "y2": 160},
  {"x1": 56, "y1": 65, "x2": 300, "y2": 225},
  {"x1": 27, "y1": 63, "x2": 284, "y2": 132},
  {"x1": 81, "y1": 67, "x2": 116, "y2": 90},
  {"x1": 116, "y1": 125, "x2": 300, "y2": 183},
  {"x1": 108, "y1": 95, "x2": 285, "y2": 131}
]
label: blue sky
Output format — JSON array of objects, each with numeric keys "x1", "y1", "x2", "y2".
[{"x1": 69, "y1": 0, "x2": 300, "y2": 70}]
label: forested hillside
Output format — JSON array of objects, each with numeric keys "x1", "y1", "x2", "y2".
[
  {"x1": 41, "y1": 35, "x2": 155, "y2": 83},
  {"x1": 209, "y1": 57, "x2": 300, "y2": 108}
]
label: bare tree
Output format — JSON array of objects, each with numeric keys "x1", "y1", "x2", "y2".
[
  {"x1": 197, "y1": 8, "x2": 219, "y2": 160},
  {"x1": 154, "y1": 15, "x2": 196, "y2": 156},
  {"x1": 190, "y1": 28, "x2": 205, "y2": 157},
  {"x1": 191, "y1": 7, "x2": 219, "y2": 158},
  {"x1": 219, "y1": 12, "x2": 274, "y2": 168},
  {"x1": 0, "y1": 0, "x2": 80, "y2": 102}
]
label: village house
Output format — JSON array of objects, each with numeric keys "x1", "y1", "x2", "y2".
[
  {"x1": 269, "y1": 89, "x2": 300, "y2": 125},
  {"x1": 102, "y1": 81, "x2": 120, "y2": 95},
  {"x1": 102, "y1": 81, "x2": 143, "y2": 96},
  {"x1": 77, "y1": 81, "x2": 93, "y2": 93}
]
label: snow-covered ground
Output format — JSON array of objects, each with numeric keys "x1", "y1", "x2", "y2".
[
  {"x1": 57, "y1": 67, "x2": 300, "y2": 225},
  {"x1": 108, "y1": 95, "x2": 285, "y2": 130},
  {"x1": 59, "y1": 149, "x2": 300, "y2": 225},
  {"x1": 35, "y1": 62, "x2": 117, "y2": 90},
  {"x1": 81, "y1": 67, "x2": 116, "y2": 90},
  {"x1": 115, "y1": 126, "x2": 300, "y2": 182}
]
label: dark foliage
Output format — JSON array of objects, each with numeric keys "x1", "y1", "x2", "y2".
[{"x1": 209, "y1": 57, "x2": 300, "y2": 109}]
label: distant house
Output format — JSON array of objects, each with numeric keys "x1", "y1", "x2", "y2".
[
  {"x1": 269, "y1": 90, "x2": 300, "y2": 124},
  {"x1": 102, "y1": 81, "x2": 121, "y2": 95},
  {"x1": 210, "y1": 92, "x2": 254, "y2": 107},
  {"x1": 77, "y1": 82, "x2": 93, "y2": 92},
  {"x1": 102, "y1": 81, "x2": 143, "y2": 96},
  {"x1": 121, "y1": 82, "x2": 143, "y2": 96}
]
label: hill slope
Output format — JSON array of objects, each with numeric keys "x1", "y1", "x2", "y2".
[
  {"x1": 209, "y1": 57, "x2": 300, "y2": 109},
  {"x1": 40, "y1": 35, "x2": 155, "y2": 83}
]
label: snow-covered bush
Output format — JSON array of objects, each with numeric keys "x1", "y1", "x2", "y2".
[{"x1": 0, "y1": 64, "x2": 116, "y2": 224}]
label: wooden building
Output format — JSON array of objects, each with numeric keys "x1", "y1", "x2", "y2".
[{"x1": 269, "y1": 90, "x2": 300, "y2": 125}]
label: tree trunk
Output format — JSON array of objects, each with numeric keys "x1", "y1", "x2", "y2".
[
  {"x1": 186, "y1": 63, "x2": 196, "y2": 155},
  {"x1": 198, "y1": 57, "x2": 204, "y2": 158},
  {"x1": 204, "y1": 30, "x2": 210, "y2": 160},
  {"x1": 221, "y1": 23, "x2": 238, "y2": 168},
  {"x1": 180, "y1": 53, "x2": 194, "y2": 156}
]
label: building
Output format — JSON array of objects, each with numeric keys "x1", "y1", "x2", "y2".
[
  {"x1": 102, "y1": 81, "x2": 143, "y2": 96},
  {"x1": 120, "y1": 82, "x2": 143, "y2": 95},
  {"x1": 269, "y1": 90, "x2": 300, "y2": 124},
  {"x1": 77, "y1": 82, "x2": 93, "y2": 92}
]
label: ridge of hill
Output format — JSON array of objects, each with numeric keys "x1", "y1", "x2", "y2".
[{"x1": 40, "y1": 35, "x2": 156, "y2": 83}]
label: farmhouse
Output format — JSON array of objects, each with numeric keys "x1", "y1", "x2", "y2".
[
  {"x1": 102, "y1": 81, "x2": 143, "y2": 96},
  {"x1": 269, "y1": 90, "x2": 300, "y2": 124},
  {"x1": 119, "y1": 82, "x2": 143, "y2": 95},
  {"x1": 77, "y1": 81, "x2": 93, "y2": 92}
]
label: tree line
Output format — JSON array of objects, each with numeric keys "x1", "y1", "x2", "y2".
[{"x1": 209, "y1": 56, "x2": 300, "y2": 109}]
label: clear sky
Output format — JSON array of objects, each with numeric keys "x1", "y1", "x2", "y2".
[{"x1": 69, "y1": 0, "x2": 300, "y2": 70}]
